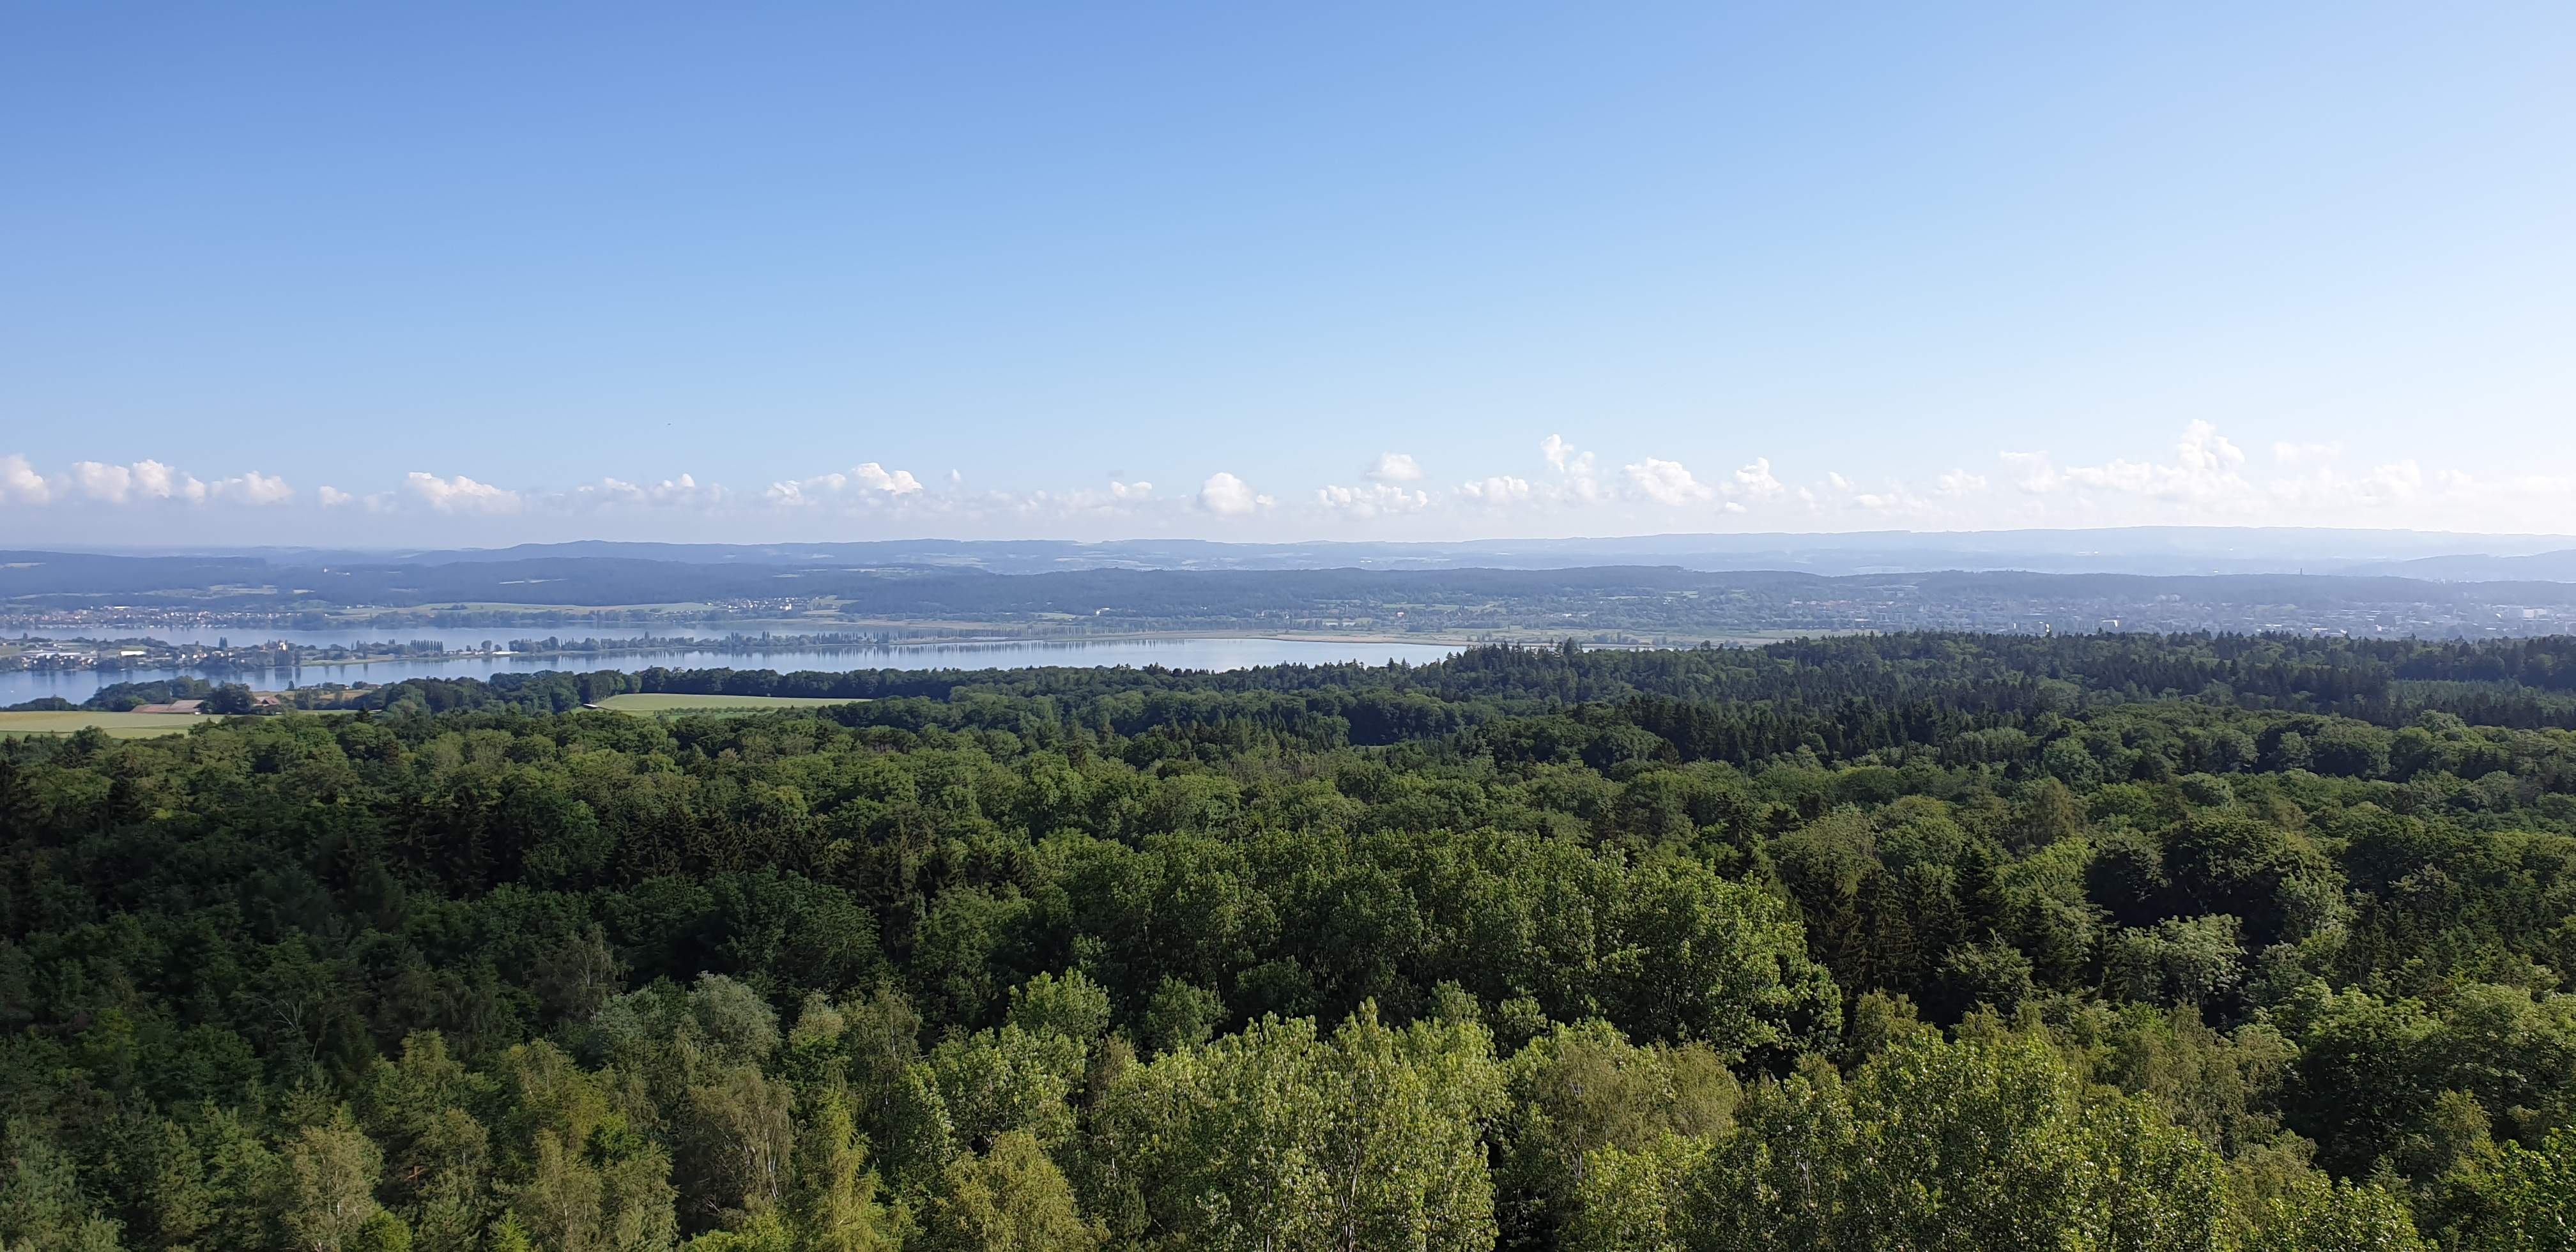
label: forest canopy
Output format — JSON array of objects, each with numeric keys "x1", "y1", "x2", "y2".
[{"x1": 6, "y1": 633, "x2": 2576, "y2": 1249}]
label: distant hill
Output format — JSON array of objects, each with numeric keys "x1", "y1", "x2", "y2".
[
  {"x1": 2345, "y1": 549, "x2": 2576, "y2": 582},
  {"x1": 64, "y1": 525, "x2": 2576, "y2": 578},
  {"x1": 8, "y1": 552, "x2": 2576, "y2": 633}
]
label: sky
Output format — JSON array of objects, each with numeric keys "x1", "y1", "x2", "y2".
[{"x1": 4, "y1": 1, "x2": 2572, "y2": 546}]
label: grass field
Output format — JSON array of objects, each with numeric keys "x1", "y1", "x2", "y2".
[
  {"x1": 592, "y1": 692, "x2": 868, "y2": 715},
  {"x1": 0, "y1": 709, "x2": 360, "y2": 739},
  {"x1": 0, "y1": 710, "x2": 203, "y2": 738}
]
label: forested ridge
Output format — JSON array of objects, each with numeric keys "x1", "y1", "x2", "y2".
[
  {"x1": 26, "y1": 549, "x2": 2576, "y2": 609},
  {"x1": 12, "y1": 552, "x2": 2576, "y2": 641},
  {"x1": 6, "y1": 634, "x2": 2576, "y2": 1249}
]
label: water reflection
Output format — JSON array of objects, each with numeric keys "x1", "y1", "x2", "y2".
[{"x1": 2, "y1": 633, "x2": 1466, "y2": 707}]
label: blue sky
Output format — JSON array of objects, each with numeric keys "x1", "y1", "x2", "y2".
[{"x1": 4, "y1": 1, "x2": 2572, "y2": 544}]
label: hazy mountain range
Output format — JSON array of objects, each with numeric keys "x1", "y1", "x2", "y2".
[
  {"x1": 59, "y1": 526, "x2": 2576, "y2": 580},
  {"x1": 11, "y1": 528, "x2": 2576, "y2": 640}
]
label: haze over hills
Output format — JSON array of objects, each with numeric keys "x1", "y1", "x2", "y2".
[
  {"x1": 59, "y1": 525, "x2": 2576, "y2": 579},
  {"x1": 10, "y1": 539, "x2": 2576, "y2": 641},
  {"x1": 11, "y1": 528, "x2": 2576, "y2": 645},
  {"x1": 2343, "y1": 549, "x2": 2576, "y2": 582}
]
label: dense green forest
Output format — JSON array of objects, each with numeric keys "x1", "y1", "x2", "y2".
[{"x1": 6, "y1": 634, "x2": 2576, "y2": 1249}]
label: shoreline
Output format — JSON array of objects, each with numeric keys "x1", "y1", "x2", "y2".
[
  {"x1": 6, "y1": 627, "x2": 1809, "y2": 689},
  {"x1": 14, "y1": 625, "x2": 1752, "y2": 659}
]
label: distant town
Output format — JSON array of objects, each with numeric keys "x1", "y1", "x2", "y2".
[{"x1": 0, "y1": 630, "x2": 918, "y2": 678}]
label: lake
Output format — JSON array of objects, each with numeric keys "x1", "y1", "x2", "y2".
[{"x1": 1, "y1": 633, "x2": 1467, "y2": 707}]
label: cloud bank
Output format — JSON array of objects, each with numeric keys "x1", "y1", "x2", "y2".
[{"x1": 1, "y1": 424, "x2": 2567, "y2": 542}]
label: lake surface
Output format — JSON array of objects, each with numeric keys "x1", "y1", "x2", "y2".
[
  {"x1": 8, "y1": 623, "x2": 799, "y2": 649},
  {"x1": 1, "y1": 634, "x2": 1466, "y2": 707}
]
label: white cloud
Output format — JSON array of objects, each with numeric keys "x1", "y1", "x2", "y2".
[
  {"x1": 1811, "y1": 466, "x2": 1915, "y2": 514},
  {"x1": 1623, "y1": 457, "x2": 1712, "y2": 507},
  {"x1": 2234, "y1": 459, "x2": 2576, "y2": 531},
  {"x1": 1366, "y1": 452, "x2": 1425, "y2": 482},
  {"x1": 1728, "y1": 457, "x2": 1786, "y2": 500},
  {"x1": 1540, "y1": 434, "x2": 1606, "y2": 503},
  {"x1": 61, "y1": 459, "x2": 286, "y2": 506},
  {"x1": 2351, "y1": 460, "x2": 2425, "y2": 503},
  {"x1": 1198, "y1": 471, "x2": 1272, "y2": 515},
  {"x1": 303, "y1": 484, "x2": 390, "y2": 512},
  {"x1": 767, "y1": 462, "x2": 924, "y2": 506},
  {"x1": 5, "y1": 424, "x2": 2559, "y2": 537},
  {"x1": 999, "y1": 479, "x2": 1172, "y2": 521},
  {"x1": 209, "y1": 471, "x2": 293, "y2": 506},
  {"x1": 1316, "y1": 482, "x2": 1432, "y2": 517},
  {"x1": 579, "y1": 474, "x2": 724, "y2": 508},
  {"x1": 0, "y1": 454, "x2": 49, "y2": 505},
  {"x1": 2174, "y1": 420, "x2": 2246, "y2": 478},
  {"x1": 1997, "y1": 452, "x2": 2057, "y2": 494},
  {"x1": 135, "y1": 460, "x2": 203, "y2": 502},
  {"x1": 1974, "y1": 422, "x2": 2576, "y2": 527},
  {"x1": 406, "y1": 471, "x2": 523, "y2": 515},
  {"x1": 72, "y1": 459, "x2": 204, "y2": 504},
  {"x1": 1995, "y1": 421, "x2": 2255, "y2": 515},
  {"x1": 71, "y1": 461, "x2": 137, "y2": 503},
  {"x1": 2269, "y1": 458, "x2": 2428, "y2": 509},
  {"x1": 857, "y1": 463, "x2": 923, "y2": 494},
  {"x1": 1807, "y1": 467, "x2": 1936, "y2": 517}
]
